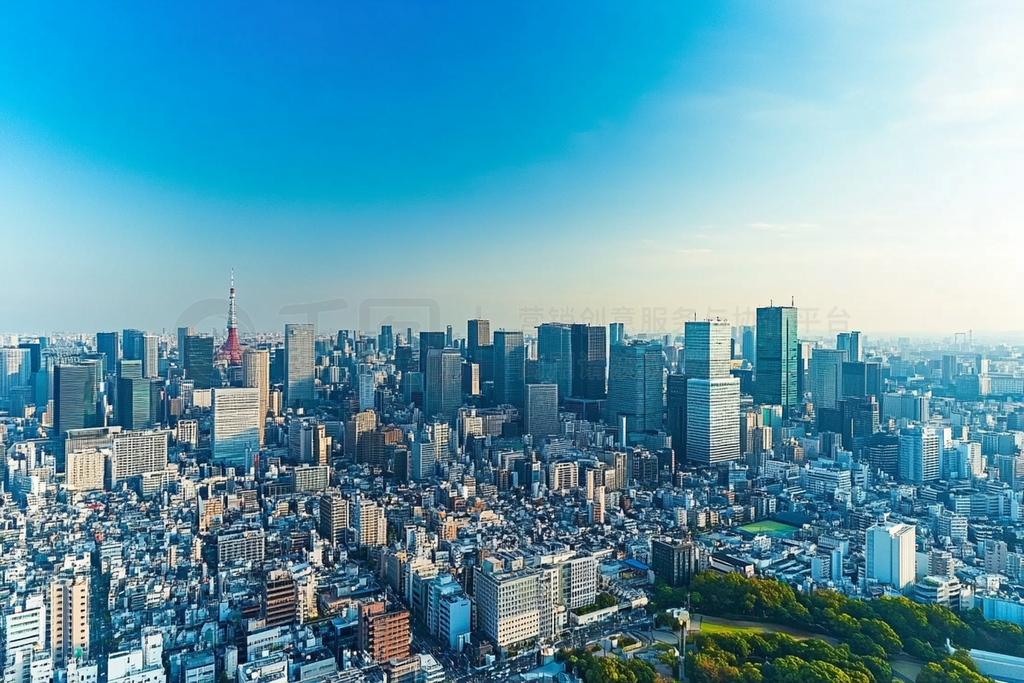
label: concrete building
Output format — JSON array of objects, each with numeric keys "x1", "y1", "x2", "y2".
[
  {"x1": 866, "y1": 522, "x2": 916, "y2": 591},
  {"x1": 211, "y1": 388, "x2": 261, "y2": 469}
]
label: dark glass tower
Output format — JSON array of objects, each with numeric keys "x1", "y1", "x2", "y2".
[
  {"x1": 96, "y1": 332, "x2": 120, "y2": 376},
  {"x1": 418, "y1": 331, "x2": 446, "y2": 375},
  {"x1": 183, "y1": 334, "x2": 216, "y2": 390},
  {"x1": 493, "y1": 330, "x2": 526, "y2": 412},
  {"x1": 754, "y1": 306, "x2": 798, "y2": 412},
  {"x1": 53, "y1": 361, "x2": 102, "y2": 471},
  {"x1": 570, "y1": 324, "x2": 607, "y2": 400}
]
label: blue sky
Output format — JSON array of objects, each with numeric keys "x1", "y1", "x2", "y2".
[{"x1": 2, "y1": 1, "x2": 1023, "y2": 337}]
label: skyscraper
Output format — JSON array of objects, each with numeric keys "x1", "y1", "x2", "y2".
[
  {"x1": 684, "y1": 320, "x2": 740, "y2": 466},
  {"x1": 378, "y1": 325, "x2": 394, "y2": 354},
  {"x1": 837, "y1": 331, "x2": 862, "y2": 362},
  {"x1": 211, "y1": 387, "x2": 261, "y2": 468},
  {"x1": 53, "y1": 362, "x2": 101, "y2": 471},
  {"x1": 0, "y1": 347, "x2": 32, "y2": 401},
  {"x1": 810, "y1": 349, "x2": 847, "y2": 410},
  {"x1": 96, "y1": 332, "x2": 120, "y2": 376},
  {"x1": 842, "y1": 361, "x2": 883, "y2": 399},
  {"x1": 467, "y1": 319, "x2": 492, "y2": 382},
  {"x1": 536, "y1": 323, "x2": 572, "y2": 400},
  {"x1": 899, "y1": 424, "x2": 940, "y2": 484},
  {"x1": 242, "y1": 348, "x2": 270, "y2": 447},
  {"x1": 741, "y1": 326, "x2": 756, "y2": 366},
  {"x1": 666, "y1": 374, "x2": 688, "y2": 458},
  {"x1": 865, "y1": 522, "x2": 916, "y2": 591},
  {"x1": 141, "y1": 334, "x2": 159, "y2": 378},
  {"x1": 570, "y1": 324, "x2": 607, "y2": 400},
  {"x1": 608, "y1": 322, "x2": 625, "y2": 347},
  {"x1": 318, "y1": 492, "x2": 350, "y2": 545},
  {"x1": 524, "y1": 383, "x2": 559, "y2": 438},
  {"x1": 122, "y1": 329, "x2": 145, "y2": 361},
  {"x1": 183, "y1": 334, "x2": 215, "y2": 390},
  {"x1": 176, "y1": 327, "x2": 194, "y2": 359},
  {"x1": 493, "y1": 330, "x2": 526, "y2": 412},
  {"x1": 424, "y1": 348, "x2": 463, "y2": 419},
  {"x1": 605, "y1": 340, "x2": 663, "y2": 434},
  {"x1": 116, "y1": 377, "x2": 154, "y2": 430},
  {"x1": 284, "y1": 324, "x2": 315, "y2": 408},
  {"x1": 755, "y1": 306, "x2": 798, "y2": 411},
  {"x1": 418, "y1": 331, "x2": 446, "y2": 375},
  {"x1": 50, "y1": 576, "x2": 89, "y2": 669}
]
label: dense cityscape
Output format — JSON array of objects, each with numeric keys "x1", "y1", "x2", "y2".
[{"x1": 4, "y1": 277, "x2": 1024, "y2": 683}]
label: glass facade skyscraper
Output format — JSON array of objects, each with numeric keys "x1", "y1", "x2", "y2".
[
  {"x1": 570, "y1": 324, "x2": 606, "y2": 400},
  {"x1": 493, "y1": 330, "x2": 526, "y2": 412},
  {"x1": 605, "y1": 340, "x2": 663, "y2": 434},
  {"x1": 536, "y1": 323, "x2": 572, "y2": 401},
  {"x1": 755, "y1": 306, "x2": 798, "y2": 411},
  {"x1": 285, "y1": 324, "x2": 315, "y2": 407},
  {"x1": 683, "y1": 320, "x2": 740, "y2": 466}
]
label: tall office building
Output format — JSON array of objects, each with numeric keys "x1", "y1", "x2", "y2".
[
  {"x1": 899, "y1": 425, "x2": 940, "y2": 484},
  {"x1": 609, "y1": 322, "x2": 625, "y2": 347},
  {"x1": 797, "y1": 341, "x2": 812, "y2": 400},
  {"x1": 570, "y1": 324, "x2": 607, "y2": 400},
  {"x1": 122, "y1": 329, "x2": 145, "y2": 361},
  {"x1": 284, "y1": 324, "x2": 315, "y2": 407},
  {"x1": 651, "y1": 539, "x2": 699, "y2": 588},
  {"x1": 467, "y1": 319, "x2": 492, "y2": 382},
  {"x1": 183, "y1": 334, "x2": 215, "y2": 390},
  {"x1": 378, "y1": 325, "x2": 394, "y2": 355},
  {"x1": 741, "y1": 326, "x2": 756, "y2": 366},
  {"x1": 683, "y1": 320, "x2": 740, "y2": 466},
  {"x1": 211, "y1": 387, "x2": 261, "y2": 468},
  {"x1": 474, "y1": 565, "x2": 541, "y2": 651},
  {"x1": 96, "y1": 332, "x2": 120, "y2": 376},
  {"x1": 466, "y1": 319, "x2": 490, "y2": 360},
  {"x1": 524, "y1": 383, "x2": 559, "y2": 438},
  {"x1": 354, "y1": 498, "x2": 387, "y2": 547},
  {"x1": 318, "y1": 492, "x2": 350, "y2": 545},
  {"x1": 53, "y1": 362, "x2": 102, "y2": 471},
  {"x1": 176, "y1": 327, "x2": 194, "y2": 359},
  {"x1": 263, "y1": 570, "x2": 298, "y2": 628},
  {"x1": 684, "y1": 320, "x2": 731, "y2": 379},
  {"x1": 536, "y1": 323, "x2": 572, "y2": 400},
  {"x1": 810, "y1": 349, "x2": 847, "y2": 410},
  {"x1": 837, "y1": 331, "x2": 862, "y2": 362},
  {"x1": 666, "y1": 373, "x2": 688, "y2": 458},
  {"x1": 0, "y1": 347, "x2": 32, "y2": 401},
  {"x1": 242, "y1": 348, "x2": 270, "y2": 447},
  {"x1": 418, "y1": 332, "x2": 446, "y2": 375},
  {"x1": 605, "y1": 340, "x2": 663, "y2": 434},
  {"x1": 141, "y1": 334, "x2": 159, "y2": 378},
  {"x1": 755, "y1": 306, "x2": 798, "y2": 412},
  {"x1": 686, "y1": 378, "x2": 740, "y2": 466},
  {"x1": 493, "y1": 330, "x2": 526, "y2": 412},
  {"x1": 116, "y1": 377, "x2": 153, "y2": 430},
  {"x1": 842, "y1": 361, "x2": 883, "y2": 399},
  {"x1": 424, "y1": 348, "x2": 463, "y2": 419},
  {"x1": 50, "y1": 576, "x2": 89, "y2": 669},
  {"x1": 865, "y1": 522, "x2": 916, "y2": 590},
  {"x1": 109, "y1": 429, "x2": 169, "y2": 485}
]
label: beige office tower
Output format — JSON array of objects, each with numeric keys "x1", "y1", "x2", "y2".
[
  {"x1": 242, "y1": 348, "x2": 270, "y2": 447},
  {"x1": 50, "y1": 577, "x2": 89, "y2": 669}
]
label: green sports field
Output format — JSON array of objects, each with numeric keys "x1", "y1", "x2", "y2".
[{"x1": 738, "y1": 520, "x2": 798, "y2": 537}]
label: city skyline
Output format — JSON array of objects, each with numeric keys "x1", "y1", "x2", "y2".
[{"x1": 3, "y1": 2, "x2": 1024, "y2": 334}]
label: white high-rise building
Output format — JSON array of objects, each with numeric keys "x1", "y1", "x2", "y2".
[
  {"x1": 0, "y1": 347, "x2": 32, "y2": 401},
  {"x1": 474, "y1": 565, "x2": 541, "y2": 651},
  {"x1": 242, "y1": 348, "x2": 269, "y2": 447},
  {"x1": 899, "y1": 425, "x2": 940, "y2": 484},
  {"x1": 358, "y1": 372, "x2": 376, "y2": 412},
  {"x1": 211, "y1": 388, "x2": 261, "y2": 468},
  {"x1": 141, "y1": 335, "x2": 159, "y2": 379},
  {"x1": 284, "y1": 324, "x2": 315, "y2": 408},
  {"x1": 524, "y1": 383, "x2": 559, "y2": 438},
  {"x1": 354, "y1": 498, "x2": 387, "y2": 547},
  {"x1": 110, "y1": 430, "x2": 169, "y2": 484},
  {"x1": 686, "y1": 377, "x2": 740, "y2": 466},
  {"x1": 683, "y1": 321, "x2": 740, "y2": 466},
  {"x1": 810, "y1": 349, "x2": 847, "y2": 410},
  {"x1": 866, "y1": 522, "x2": 916, "y2": 591}
]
